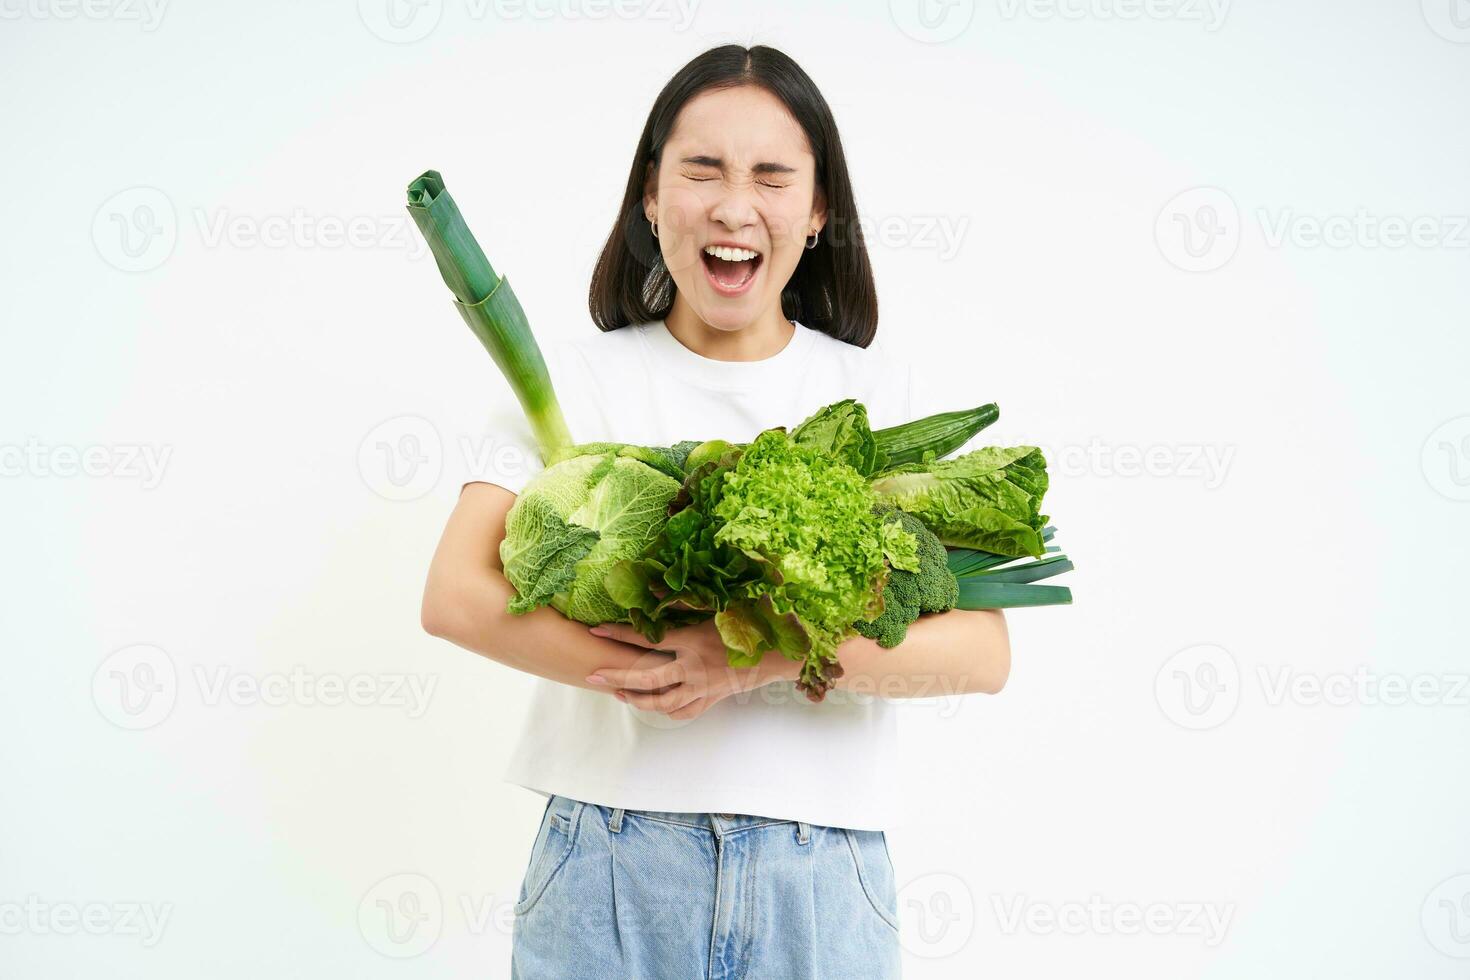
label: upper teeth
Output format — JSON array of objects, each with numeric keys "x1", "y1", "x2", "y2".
[{"x1": 704, "y1": 245, "x2": 759, "y2": 261}]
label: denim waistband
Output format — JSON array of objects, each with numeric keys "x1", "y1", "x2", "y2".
[{"x1": 554, "y1": 795, "x2": 813, "y2": 843}]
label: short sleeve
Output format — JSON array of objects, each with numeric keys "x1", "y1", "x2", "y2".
[
  {"x1": 460, "y1": 403, "x2": 544, "y2": 496},
  {"x1": 459, "y1": 342, "x2": 567, "y2": 496}
]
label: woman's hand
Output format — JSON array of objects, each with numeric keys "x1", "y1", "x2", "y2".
[{"x1": 585, "y1": 619, "x2": 800, "y2": 720}]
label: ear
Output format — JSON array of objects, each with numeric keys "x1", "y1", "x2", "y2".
[
  {"x1": 810, "y1": 184, "x2": 828, "y2": 237},
  {"x1": 642, "y1": 159, "x2": 659, "y2": 222}
]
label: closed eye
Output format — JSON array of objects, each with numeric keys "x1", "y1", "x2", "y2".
[{"x1": 684, "y1": 176, "x2": 787, "y2": 189}]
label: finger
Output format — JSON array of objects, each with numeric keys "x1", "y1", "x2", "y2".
[
  {"x1": 588, "y1": 623, "x2": 658, "y2": 648},
  {"x1": 593, "y1": 660, "x2": 684, "y2": 692},
  {"x1": 618, "y1": 686, "x2": 698, "y2": 713},
  {"x1": 665, "y1": 696, "x2": 708, "y2": 721}
]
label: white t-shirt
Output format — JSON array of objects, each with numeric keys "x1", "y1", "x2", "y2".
[{"x1": 467, "y1": 318, "x2": 917, "y2": 831}]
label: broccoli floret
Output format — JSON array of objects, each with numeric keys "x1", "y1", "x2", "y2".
[{"x1": 852, "y1": 507, "x2": 959, "y2": 648}]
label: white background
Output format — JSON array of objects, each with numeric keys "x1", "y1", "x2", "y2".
[{"x1": 3, "y1": 0, "x2": 1469, "y2": 976}]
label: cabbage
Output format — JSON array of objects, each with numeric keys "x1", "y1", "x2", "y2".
[{"x1": 500, "y1": 451, "x2": 680, "y2": 623}]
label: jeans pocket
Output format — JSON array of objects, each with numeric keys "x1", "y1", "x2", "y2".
[
  {"x1": 513, "y1": 795, "x2": 585, "y2": 917},
  {"x1": 842, "y1": 828, "x2": 900, "y2": 933}
]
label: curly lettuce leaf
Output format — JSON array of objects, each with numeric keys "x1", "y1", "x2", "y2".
[{"x1": 879, "y1": 513, "x2": 921, "y2": 573}]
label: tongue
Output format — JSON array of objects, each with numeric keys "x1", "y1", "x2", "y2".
[{"x1": 708, "y1": 254, "x2": 753, "y2": 286}]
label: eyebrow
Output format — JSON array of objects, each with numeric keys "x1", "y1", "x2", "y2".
[{"x1": 679, "y1": 154, "x2": 797, "y2": 176}]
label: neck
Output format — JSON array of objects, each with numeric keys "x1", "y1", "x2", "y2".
[{"x1": 663, "y1": 298, "x2": 795, "y2": 362}]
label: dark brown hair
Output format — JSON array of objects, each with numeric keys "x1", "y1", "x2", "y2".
[{"x1": 587, "y1": 45, "x2": 878, "y2": 348}]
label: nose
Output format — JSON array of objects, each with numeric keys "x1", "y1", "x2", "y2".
[{"x1": 707, "y1": 176, "x2": 760, "y2": 232}]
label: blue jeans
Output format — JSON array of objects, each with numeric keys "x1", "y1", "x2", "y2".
[{"x1": 510, "y1": 794, "x2": 902, "y2": 979}]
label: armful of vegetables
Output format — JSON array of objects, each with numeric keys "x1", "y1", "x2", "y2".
[{"x1": 406, "y1": 169, "x2": 1074, "y2": 702}]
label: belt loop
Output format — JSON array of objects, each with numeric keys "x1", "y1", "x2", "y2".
[
  {"x1": 796, "y1": 820, "x2": 811, "y2": 845},
  {"x1": 608, "y1": 807, "x2": 625, "y2": 833}
]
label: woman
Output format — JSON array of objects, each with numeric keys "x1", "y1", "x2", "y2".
[{"x1": 421, "y1": 44, "x2": 1012, "y2": 979}]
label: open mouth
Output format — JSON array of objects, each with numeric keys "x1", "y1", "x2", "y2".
[{"x1": 700, "y1": 244, "x2": 763, "y2": 295}]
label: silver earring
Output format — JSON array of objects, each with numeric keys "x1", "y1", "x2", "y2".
[
  {"x1": 650, "y1": 218, "x2": 659, "y2": 239},
  {"x1": 805, "y1": 229, "x2": 819, "y2": 250}
]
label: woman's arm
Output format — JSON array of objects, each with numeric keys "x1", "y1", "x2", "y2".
[
  {"x1": 420, "y1": 482, "x2": 657, "y2": 691},
  {"x1": 423, "y1": 482, "x2": 1009, "y2": 701},
  {"x1": 828, "y1": 608, "x2": 1011, "y2": 698}
]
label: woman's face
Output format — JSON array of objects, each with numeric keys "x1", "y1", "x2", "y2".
[{"x1": 644, "y1": 84, "x2": 826, "y2": 333}]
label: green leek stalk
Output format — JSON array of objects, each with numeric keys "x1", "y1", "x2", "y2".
[
  {"x1": 946, "y1": 526, "x2": 1075, "y2": 608},
  {"x1": 406, "y1": 170, "x2": 572, "y2": 461}
]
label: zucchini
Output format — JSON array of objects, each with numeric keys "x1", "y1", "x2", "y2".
[{"x1": 872, "y1": 403, "x2": 999, "y2": 468}]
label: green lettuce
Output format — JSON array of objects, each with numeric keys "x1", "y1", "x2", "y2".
[
  {"x1": 869, "y1": 446, "x2": 1050, "y2": 558},
  {"x1": 788, "y1": 398, "x2": 889, "y2": 476}
]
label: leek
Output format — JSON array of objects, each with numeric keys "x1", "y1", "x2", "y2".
[
  {"x1": 406, "y1": 170, "x2": 572, "y2": 461},
  {"x1": 957, "y1": 580, "x2": 1073, "y2": 608},
  {"x1": 946, "y1": 526, "x2": 1075, "y2": 608}
]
